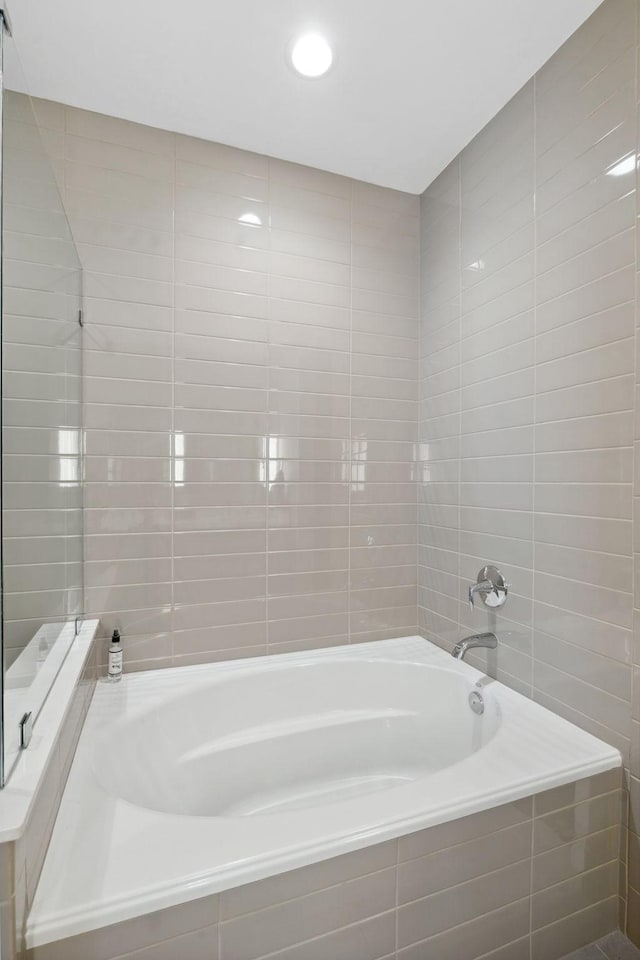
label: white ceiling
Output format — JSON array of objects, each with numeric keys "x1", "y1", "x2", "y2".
[{"x1": 6, "y1": 0, "x2": 603, "y2": 194}]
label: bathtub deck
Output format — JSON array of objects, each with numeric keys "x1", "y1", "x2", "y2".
[{"x1": 562, "y1": 932, "x2": 640, "y2": 959}]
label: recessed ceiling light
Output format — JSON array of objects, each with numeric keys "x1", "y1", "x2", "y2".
[{"x1": 289, "y1": 33, "x2": 333, "y2": 78}]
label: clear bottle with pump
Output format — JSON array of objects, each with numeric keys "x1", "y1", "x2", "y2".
[{"x1": 108, "y1": 629, "x2": 123, "y2": 682}]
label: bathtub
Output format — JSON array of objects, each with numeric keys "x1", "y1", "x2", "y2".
[{"x1": 27, "y1": 635, "x2": 621, "y2": 950}]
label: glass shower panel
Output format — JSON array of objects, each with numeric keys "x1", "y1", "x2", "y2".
[{"x1": 1, "y1": 35, "x2": 84, "y2": 782}]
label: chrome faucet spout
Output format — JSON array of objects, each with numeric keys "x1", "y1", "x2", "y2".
[{"x1": 452, "y1": 632, "x2": 498, "y2": 661}]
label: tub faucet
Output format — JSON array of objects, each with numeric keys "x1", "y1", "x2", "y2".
[{"x1": 452, "y1": 632, "x2": 497, "y2": 661}]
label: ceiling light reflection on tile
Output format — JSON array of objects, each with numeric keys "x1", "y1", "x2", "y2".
[
  {"x1": 58, "y1": 429, "x2": 80, "y2": 487},
  {"x1": 238, "y1": 212, "x2": 262, "y2": 226},
  {"x1": 606, "y1": 154, "x2": 637, "y2": 177},
  {"x1": 173, "y1": 431, "x2": 185, "y2": 486}
]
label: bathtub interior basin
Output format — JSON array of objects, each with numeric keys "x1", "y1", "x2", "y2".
[{"x1": 93, "y1": 658, "x2": 500, "y2": 817}]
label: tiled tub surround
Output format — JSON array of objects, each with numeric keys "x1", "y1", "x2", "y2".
[
  {"x1": 30, "y1": 94, "x2": 420, "y2": 670},
  {"x1": 25, "y1": 779, "x2": 624, "y2": 960},
  {"x1": 26, "y1": 637, "x2": 621, "y2": 959},
  {"x1": 0, "y1": 622, "x2": 98, "y2": 960},
  {"x1": 416, "y1": 0, "x2": 640, "y2": 942}
]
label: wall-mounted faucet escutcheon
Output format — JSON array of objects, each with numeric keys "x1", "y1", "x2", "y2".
[{"x1": 468, "y1": 565, "x2": 509, "y2": 610}]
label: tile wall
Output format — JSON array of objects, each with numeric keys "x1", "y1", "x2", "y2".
[
  {"x1": 31, "y1": 98, "x2": 420, "y2": 669},
  {"x1": 417, "y1": 0, "x2": 640, "y2": 943},
  {"x1": 25, "y1": 770, "x2": 623, "y2": 960}
]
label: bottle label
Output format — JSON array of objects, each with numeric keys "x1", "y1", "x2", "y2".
[{"x1": 108, "y1": 650, "x2": 123, "y2": 676}]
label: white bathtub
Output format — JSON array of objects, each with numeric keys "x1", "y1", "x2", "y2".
[
  {"x1": 27, "y1": 635, "x2": 621, "y2": 948},
  {"x1": 97, "y1": 655, "x2": 501, "y2": 818}
]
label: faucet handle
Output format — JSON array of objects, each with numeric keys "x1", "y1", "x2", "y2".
[
  {"x1": 468, "y1": 565, "x2": 508, "y2": 610},
  {"x1": 468, "y1": 579, "x2": 493, "y2": 609}
]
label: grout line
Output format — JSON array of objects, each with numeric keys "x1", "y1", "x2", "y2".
[
  {"x1": 348, "y1": 178, "x2": 354, "y2": 643},
  {"x1": 394, "y1": 840, "x2": 400, "y2": 959},
  {"x1": 456, "y1": 156, "x2": 462, "y2": 649},
  {"x1": 265, "y1": 157, "x2": 272, "y2": 655},
  {"x1": 416, "y1": 188, "x2": 422, "y2": 645},
  {"x1": 623, "y1": 5, "x2": 640, "y2": 941},
  {"x1": 168, "y1": 131, "x2": 177, "y2": 665}
]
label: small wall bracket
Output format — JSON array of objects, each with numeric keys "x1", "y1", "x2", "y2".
[{"x1": 19, "y1": 711, "x2": 33, "y2": 750}]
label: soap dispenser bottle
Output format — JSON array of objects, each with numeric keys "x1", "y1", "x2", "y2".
[{"x1": 108, "y1": 629, "x2": 123, "y2": 682}]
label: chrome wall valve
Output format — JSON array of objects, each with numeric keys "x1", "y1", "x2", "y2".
[{"x1": 468, "y1": 565, "x2": 509, "y2": 610}]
